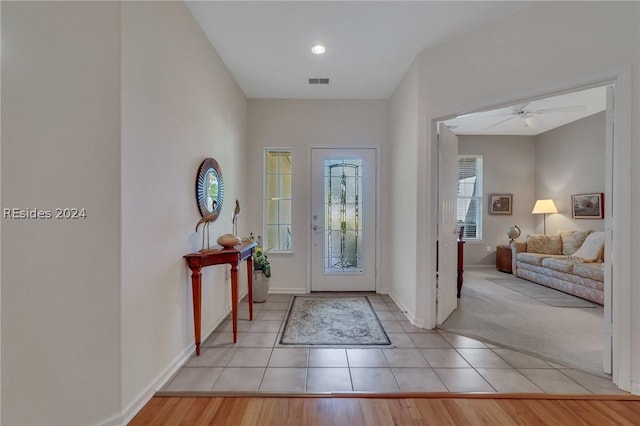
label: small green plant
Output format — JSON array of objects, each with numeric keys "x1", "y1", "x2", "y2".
[{"x1": 254, "y1": 246, "x2": 271, "y2": 278}]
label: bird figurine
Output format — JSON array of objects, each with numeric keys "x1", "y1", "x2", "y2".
[
  {"x1": 195, "y1": 210, "x2": 219, "y2": 232},
  {"x1": 232, "y1": 199, "x2": 241, "y2": 235},
  {"x1": 196, "y1": 201, "x2": 219, "y2": 251}
]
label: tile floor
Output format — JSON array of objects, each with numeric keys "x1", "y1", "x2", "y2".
[{"x1": 161, "y1": 293, "x2": 625, "y2": 395}]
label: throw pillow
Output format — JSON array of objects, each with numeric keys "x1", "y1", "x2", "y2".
[
  {"x1": 559, "y1": 230, "x2": 593, "y2": 255},
  {"x1": 526, "y1": 234, "x2": 562, "y2": 255},
  {"x1": 569, "y1": 231, "x2": 605, "y2": 262}
]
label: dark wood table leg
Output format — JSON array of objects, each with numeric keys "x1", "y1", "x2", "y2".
[
  {"x1": 190, "y1": 268, "x2": 202, "y2": 355},
  {"x1": 247, "y1": 254, "x2": 254, "y2": 321},
  {"x1": 230, "y1": 263, "x2": 239, "y2": 343},
  {"x1": 457, "y1": 240, "x2": 465, "y2": 298}
]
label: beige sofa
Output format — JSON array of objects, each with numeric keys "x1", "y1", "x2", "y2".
[{"x1": 510, "y1": 230, "x2": 605, "y2": 305}]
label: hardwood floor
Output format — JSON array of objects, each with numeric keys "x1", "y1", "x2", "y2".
[{"x1": 130, "y1": 394, "x2": 640, "y2": 425}]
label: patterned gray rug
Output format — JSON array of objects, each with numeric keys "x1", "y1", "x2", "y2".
[
  {"x1": 486, "y1": 277, "x2": 597, "y2": 308},
  {"x1": 280, "y1": 296, "x2": 391, "y2": 346}
]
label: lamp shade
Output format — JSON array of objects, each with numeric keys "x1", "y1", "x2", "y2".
[{"x1": 532, "y1": 199, "x2": 558, "y2": 215}]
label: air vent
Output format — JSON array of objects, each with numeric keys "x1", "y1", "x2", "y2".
[{"x1": 308, "y1": 78, "x2": 330, "y2": 85}]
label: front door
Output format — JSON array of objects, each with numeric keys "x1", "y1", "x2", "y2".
[{"x1": 310, "y1": 148, "x2": 377, "y2": 292}]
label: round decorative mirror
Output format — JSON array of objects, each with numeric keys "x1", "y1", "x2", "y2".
[{"x1": 195, "y1": 158, "x2": 224, "y2": 219}]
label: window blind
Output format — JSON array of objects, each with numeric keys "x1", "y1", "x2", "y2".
[{"x1": 457, "y1": 156, "x2": 483, "y2": 240}]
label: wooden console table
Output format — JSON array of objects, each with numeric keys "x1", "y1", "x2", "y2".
[{"x1": 184, "y1": 241, "x2": 256, "y2": 355}]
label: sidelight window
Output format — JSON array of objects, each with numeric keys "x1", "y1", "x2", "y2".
[{"x1": 264, "y1": 149, "x2": 292, "y2": 252}]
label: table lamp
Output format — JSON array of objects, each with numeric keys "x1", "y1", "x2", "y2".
[{"x1": 532, "y1": 199, "x2": 558, "y2": 235}]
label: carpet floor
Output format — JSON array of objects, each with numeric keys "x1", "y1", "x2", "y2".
[{"x1": 441, "y1": 269, "x2": 605, "y2": 375}]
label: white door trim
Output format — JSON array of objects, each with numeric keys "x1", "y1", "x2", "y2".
[
  {"x1": 603, "y1": 84, "x2": 614, "y2": 375},
  {"x1": 609, "y1": 66, "x2": 633, "y2": 393}
]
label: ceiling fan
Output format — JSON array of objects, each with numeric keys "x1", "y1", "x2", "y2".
[{"x1": 480, "y1": 102, "x2": 588, "y2": 130}]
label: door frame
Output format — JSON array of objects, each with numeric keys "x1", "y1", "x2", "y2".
[
  {"x1": 431, "y1": 66, "x2": 632, "y2": 391},
  {"x1": 306, "y1": 145, "x2": 381, "y2": 294}
]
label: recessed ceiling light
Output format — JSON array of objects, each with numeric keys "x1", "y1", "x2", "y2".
[{"x1": 311, "y1": 45, "x2": 326, "y2": 55}]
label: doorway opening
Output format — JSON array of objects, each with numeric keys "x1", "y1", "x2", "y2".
[{"x1": 435, "y1": 83, "x2": 615, "y2": 378}]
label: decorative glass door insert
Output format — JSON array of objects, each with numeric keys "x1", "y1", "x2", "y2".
[{"x1": 324, "y1": 159, "x2": 363, "y2": 273}]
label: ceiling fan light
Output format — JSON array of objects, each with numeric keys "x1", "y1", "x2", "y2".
[
  {"x1": 523, "y1": 116, "x2": 535, "y2": 127},
  {"x1": 311, "y1": 45, "x2": 326, "y2": 55}
]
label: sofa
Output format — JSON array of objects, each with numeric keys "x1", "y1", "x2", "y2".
[{"x1": 510, "y1": 230, "x2": 605, "y2": 305}]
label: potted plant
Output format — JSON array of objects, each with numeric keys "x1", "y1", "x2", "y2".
[
  {"x1": 252, "y1": 240, "x2": 271, "y2": 302},
  {"x1": 254, "y1": 247, "x2": 271, "y2": 277}
]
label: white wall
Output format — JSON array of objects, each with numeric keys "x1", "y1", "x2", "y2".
[
  {"x1": 536, "y1": 112, "x2": 606, "y2": 234},
  {"x1": 1, "y1": 2, "x2": 121, "y2": 424},
  {"x1": 121, "y1": 1, "x2": 247, "y2": 420},
  {"x1": 394, "y1": 0, "x2": 638, "y2": 387},
  {"x1": 389, "y1": 65, "x2": 420, "y2": 318},
  {"x1": 246, "y1": 100, "x2": 390, "y2": 294},
  {"x1": 458, "y1": 135, "x2": 536, "y2": 266},
  {"x1": 2, "y1": 1, "x2": 249, "y2": 423}
]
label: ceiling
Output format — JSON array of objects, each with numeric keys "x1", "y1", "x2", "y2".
[
  {"x1": 186, "y1": 1, "x2": 537, "y2": 99},
  {"x1": 185, "y1": 2, "x2": 605, "y2": 135},
  {"x1": 444, "y1": 86, "x2": 608, "y2": 136}
]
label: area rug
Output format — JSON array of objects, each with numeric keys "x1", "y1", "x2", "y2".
[
  {"x1": 486, "y1": 277, "x2": 597, "y2": 308},
  {"x1": 280, "y1": 296, "x2": 392, "y2": 346}
]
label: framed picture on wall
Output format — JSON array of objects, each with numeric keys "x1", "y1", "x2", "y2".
[
  {"x1": 489, "y1": 193, "x2": 513, "y2": 215},
  {"x1": 572, "y1": 193, "x2": 604, "y2": 219}
]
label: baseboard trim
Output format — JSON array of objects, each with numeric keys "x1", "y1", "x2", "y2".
[
  {"x1": 96, "y1": 410, "x2": 125, "y2": 426},
  {"x1": 118, "y1": 305, "x2": 235, "y2": 425},
  {"x1": 118, "y1": 344, "x2": 194, "y2": 425},
  {"x1": 384, "y1": 292, "x2": 424, "y2": 328},
  {"x1": 268, "y1": 288, "x2": 307, "y2": 294}
]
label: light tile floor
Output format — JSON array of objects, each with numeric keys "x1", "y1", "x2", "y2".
[{"x1": 161, "y1": 293, "x2": 626, "y2": 395}]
